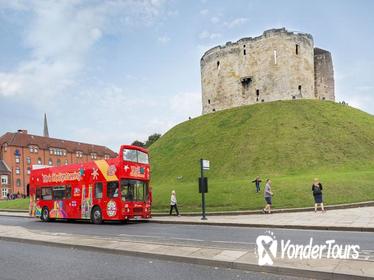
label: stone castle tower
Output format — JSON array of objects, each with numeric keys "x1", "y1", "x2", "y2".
[{"x1": 200, "y1": 28, "x2": 335, "y2": 114}]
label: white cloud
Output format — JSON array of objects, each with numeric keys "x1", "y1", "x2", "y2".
[
  {"x1": 158, "y1": 35, "x2": 171, "y2": 43},
  {"x1": 170, "y1": 92, "x2": 201, "y2": 119},
  {"x1": 200, "y1": 9, "x2": 208, "y2": 15},
  {"x1": 211, "y1": 16, "x2": 220, "y2": 24},
  {"x1": 224, "y1": 17, "x2": 248, "y2": 28},
  {"x1": 0, "y1": 0, "x2": 167, "y2": 102},
  {"x1": 199, "y1": 30, "x2": 221, "y2": 40}
]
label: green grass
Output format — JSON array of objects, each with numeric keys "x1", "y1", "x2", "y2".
[
  {"x1": 0, "y1": 198, "x2": 29, "y2": 210},
  {"x1": 150, "y1": 100, "x2": 374, "y2": 212}
]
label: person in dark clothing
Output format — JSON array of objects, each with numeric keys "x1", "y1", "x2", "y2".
[
  {"x1": 312, "y1": 178, "x2": 325, "y2": 212},
  {"x1": 252, "y1": 176, "x2": 262, "y2": 193}
]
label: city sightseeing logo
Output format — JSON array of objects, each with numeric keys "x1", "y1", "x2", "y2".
[{"x1": 255, "y1": 231, "x2": 360, "y2": 266}]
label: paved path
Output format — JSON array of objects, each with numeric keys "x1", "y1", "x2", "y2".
[{"x1": 151, "y1": 206, "x2": 374, "y2": 231}]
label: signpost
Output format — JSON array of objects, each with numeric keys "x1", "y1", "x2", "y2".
[{"x1": 199, "y1": 159, "x2": 209, "y2": 220}]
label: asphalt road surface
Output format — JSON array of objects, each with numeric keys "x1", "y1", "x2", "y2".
[
  {"x1": 0, "y1": 240, "x2": 307, "y2": 280},
  {"x1": 0, "y1": 216, "x2": 373, "y2": 254}
]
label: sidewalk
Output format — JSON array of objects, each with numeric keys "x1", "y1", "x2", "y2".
[
  {"x1": 0, "y1": 223, "x2": 373, "y2": 279},
  {"x1": 150, "y1": 206, "x2": 374, "y2": 232}
]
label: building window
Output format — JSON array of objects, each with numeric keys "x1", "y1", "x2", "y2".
[
  {"x1": 48, "y1": 159, "x2": 53, "y2": 166},
  {"x1": 63, "y1": 150, "x2": 66, "y2": 156},
  {"x1": 292, "y1": 96, "x2": 296, "y2": 100},
  {"x1": 298, "y1": 85, "x2": 302, "y2": 95},
  {"x1": 50, "y1": 149, "x2": 53, "y2": 155},
  {"x1": 76, "y1": 151, "x2": 83, "y2": 158},
  {"x1": 1, "y1": 175, "x2": 8, "y2": 185},
  {"x1": 16, "y1": 167, "x2": 20, "y2": 175},
  {"x1": 65, "y1": 159, "x2": 68, "y2": 165},
  {"x1": 3, "y1": 143, "x2": 7, "y2": 152},
  {"x1": 16, "y1": 179, "x2": 21, "y2": 187},
  {"x1": 104, "y1": 155, "x2": 110, "y2": 160},
  {"x1": 34, "y1": 146, "x2": 38, "y2": 153},
  {"x1": 15, "y1": 156, "x2": 20, "y2": 164},
  {"x1": 1, "y1": 188, "x2": 7, "y2": 198},
  {"x1": 212, "y1": 108, "x2": 216, "y2": 112},
  {"x1": 37, "y1": 158, "x2": 42, "y2": 165},
  {"x1": 57, "y1": 159, "x2": 61, "y2": 166},
  {"x1": 243, "y1": 49, "x2": 246, "y2": 55},
  {"x1": 261, "y1": 99, "x2": 265, "y2": 102},
  {"x1": 91, "y1": 153, "x2": 97, "y2": 160},
  {"x1": 26, "y1": 157, "x2": 31, "y2": 165},
  {"x1": 27, "y1": 167, "x2": 31, "y2": 175},
  {"x1": 208, "y1": 99, "x2": 211, "y2": 104},
  {"x1": 217, "y1": 61, "x2": 220, "y2": 69},
  {"x1": 256, "y1": 89, "x2": 260, "y2": 96},
  {"x1": 296, "y1": 44, "x2": 299, "y2": 55},
  {"x1": 322, "y1": 97, "x2": 326, "y2": 100}
]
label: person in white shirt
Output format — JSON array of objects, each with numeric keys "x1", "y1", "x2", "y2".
[{"x1": 169, "y1": 190, "x2": 180, "y2": 216}]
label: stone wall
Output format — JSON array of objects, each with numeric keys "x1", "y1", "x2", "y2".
[
  {"x1": 314, "y1": 48, "x2": 335, "y2": 101},
  {"x1": 201, "y1": 28, "x2": 334, "y2": 114}
]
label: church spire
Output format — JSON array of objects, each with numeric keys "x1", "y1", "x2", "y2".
[{"x1": 43, "y1": 113, "x2": 49, "y2": 137}]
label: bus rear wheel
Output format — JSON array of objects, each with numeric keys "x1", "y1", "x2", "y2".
[
  {"x1": 91, "y1": 206, "x2": 102, "y2": 224},
  {"x1": 41, "y1": 207, "x2": 50, "y2": 222}
]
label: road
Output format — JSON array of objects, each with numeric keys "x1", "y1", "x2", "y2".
[
  {"x1": 0, "y1": 240, "x2": 306, "y2": 280},
  {"x1": 0, "y1": 216, "x2": 373, "y2": 253}
]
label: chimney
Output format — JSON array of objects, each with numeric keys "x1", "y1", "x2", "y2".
[{"x1": 17, "y1": 129, "x2": 28, "y2": 134}]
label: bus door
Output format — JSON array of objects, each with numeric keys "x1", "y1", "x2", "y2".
[
  {"x1": 80, "y1": 184, "x2": 93, "y2": 219},
  {"x1": 103, "y1": 181, "x2": 120, "y2": 220}
]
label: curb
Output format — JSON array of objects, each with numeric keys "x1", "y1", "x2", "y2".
[
  {"x1": 0, "y1": 235, "x2": 368, "y2": 280},
  {"x1": 147, "y1": 219, "x2": 374, "y2": 232}
]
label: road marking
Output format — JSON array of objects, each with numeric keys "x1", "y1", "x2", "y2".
[
  {"x1": 171, "y1": 237, "x2": 204, "y2": 242},
  {"x1": 211, "y1": 240, "x2": 255, "y2": 245}
]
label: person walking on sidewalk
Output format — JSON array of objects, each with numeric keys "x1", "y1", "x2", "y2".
[
  {"x1": 252, "y1": 176, "x2": 262, "y2": 193},
  {"x1": 169, "y1": 190, "x2": 180, "y2": 216},
  {"x1": 263, "y1": 179, "x2": 274, "y2": 214},
  {"x1": 312, "y1": 178, "x2": 325, "y2": 212}
]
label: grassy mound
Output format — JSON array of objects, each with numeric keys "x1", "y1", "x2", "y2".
[{"x1": 150, "y1": 100, "x2": 374, "y2": 212}]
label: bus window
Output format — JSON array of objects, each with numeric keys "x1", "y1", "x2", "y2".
[
  {"x1": 41, "y1": 188, "x2": 52, "y2": 200},
  {"x1": 36, "y1": 187, "x2": 41, "y2": 199},
  {"x1": 121, "y1": 179, "x2": 147, "y2": 201},
  {"x1": 107, "y1": 181, "x2": 119, "y2": 198},
  {"x1": 123, "y1": 149, "x2": 149, "y2": 164},
  {"x1": 95, "y1": 182, "x2": 103, "y2": 199},
  {"x1": 65, "y1": 185, "x2": 72, "y2": 199},
  {"x1": 52, "y1": 186, "x2": 65, "y2": 200}
]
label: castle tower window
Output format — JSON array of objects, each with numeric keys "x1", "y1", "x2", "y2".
[
  {"x1": 261, "y1": 99, "x2": 265, "y2": 102},
  {"x1": 256, "y1": 89, "x2": 260, "y2": 96},
  {"x1": 298, "y1": 85, "x2": 302, "y2": 93},
  {"x1": 212, "y1": 108, "x2": 216, "y2": 112},
  {"x1": 322, "y1": 97, "x2": 326, "y2": 100},
  {"x1": 273, "y1": 50, "x2": 277, "y2": 64},
  {"x1": 296, "y1": 44, "x2": 299, "y2": 55},
  {"x1": 217, "y1": 61, "x2": 220, "y2": 69},
  {"x1": 208, "y1": 99, "x2": 211, "y2": 104},
  {"x1": 243, "y1": 49, "x2": 246, "y2": 55},
  {"x1": 292, "y1": 96, "x2": 296, "y2": 100},
  {"x1": 240, "y1": 76, "x2": 252, "y2": 87}
]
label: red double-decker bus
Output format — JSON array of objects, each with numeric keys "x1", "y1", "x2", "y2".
[{"x1": 29, "y1": 145, "x2": 151, "y2": 224}]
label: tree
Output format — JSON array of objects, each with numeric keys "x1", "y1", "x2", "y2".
[
  {"x1": 131, "y1": 140, "x2": 145, "y2": 148},
  {"x1": 145, "y1": 133, "x2": 161, "y2": 148}
]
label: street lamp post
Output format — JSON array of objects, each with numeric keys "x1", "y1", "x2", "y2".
[{"x1": 199, "y1": 159, "x2": 209, "y2": 220}]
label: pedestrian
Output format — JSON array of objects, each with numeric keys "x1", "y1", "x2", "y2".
[
  {"x1": 252, "y1": 176, "x2": 262, "y2": 193},
  {"x1": 312, "y1": 178, "x2": 325, "y2": 212},
  {"x1": 169, "y1": 190, "x2": 180, "y2": 216},
  {"x1": 6, "y1": 193, "x2": 9, "y2": 200},
  {"x1": 263, "y1": 179, "x2": 273, "y2": 214}
]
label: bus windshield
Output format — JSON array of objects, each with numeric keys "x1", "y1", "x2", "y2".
[
  {"x1": 120, "y1": 179, "x2": 148, "y2": 202},
  {"x1": 123, "y1": 149, "x2": 149, "y2": 164}
]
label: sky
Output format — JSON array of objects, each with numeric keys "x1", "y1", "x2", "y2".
[{"x1": 0, "y1": 0, "x2": 373, "y2": 151}]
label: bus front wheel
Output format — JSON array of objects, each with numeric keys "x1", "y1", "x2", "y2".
[
  {"x1": 91, "y1": 206, "x2": 102, "y2": 224},
  {"x1": 41, "y1": 207, "x2": 50, "y2": 222}
]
